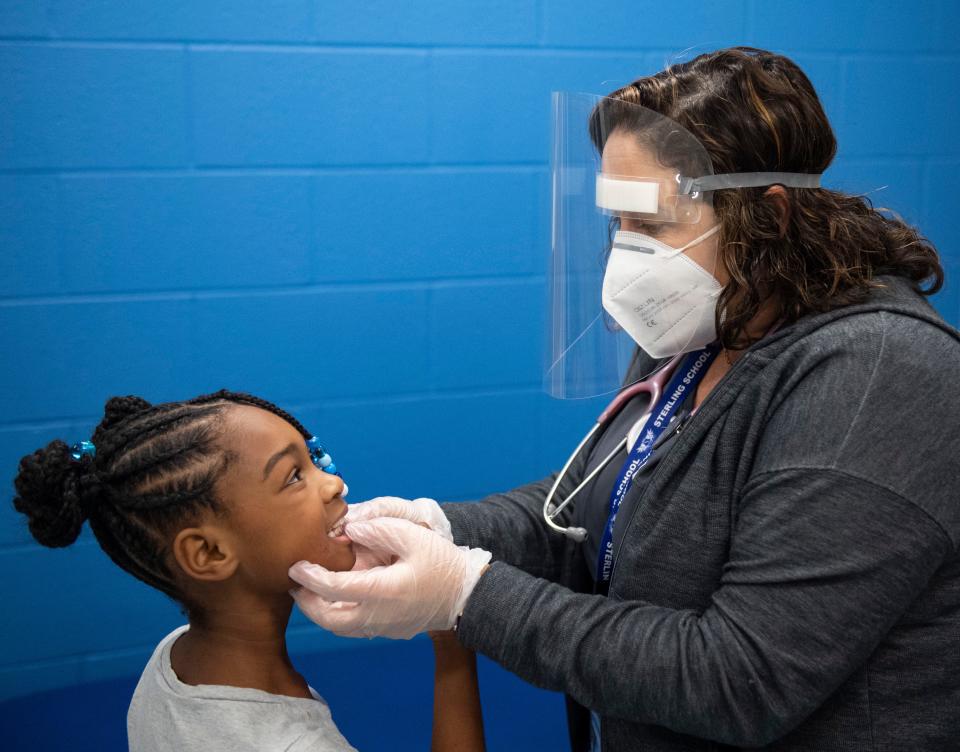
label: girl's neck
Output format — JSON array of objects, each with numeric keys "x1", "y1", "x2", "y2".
[{"x1": 170, "y1": 595, "x2": 313, "y2": 699}]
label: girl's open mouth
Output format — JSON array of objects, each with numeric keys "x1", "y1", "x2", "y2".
[{"x1": 326, "y1": 517, "x2": 349, "y2": 544}]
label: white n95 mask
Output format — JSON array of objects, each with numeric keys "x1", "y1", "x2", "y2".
[{"x1": 601, "y1": 226, "x2": 721, "y2": 359}]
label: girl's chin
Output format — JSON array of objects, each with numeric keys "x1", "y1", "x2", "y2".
[{"x1": 315, "y1": 540, "x2": 357, "y2": 572}]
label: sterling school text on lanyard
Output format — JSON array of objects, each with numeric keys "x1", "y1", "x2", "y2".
[{"x1": 595, "y1": 345, "x2": 719, "y2": 592}]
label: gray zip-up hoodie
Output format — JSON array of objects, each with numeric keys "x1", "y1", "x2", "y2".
[{"x1": 443, "y1": 276, "x2": 960, "y2": 751}]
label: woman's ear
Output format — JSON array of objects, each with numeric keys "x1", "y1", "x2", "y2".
[
  {"x1": 764, "y1": 185, "x2": 791, "y2": 237},
  {"x1": 171, "y1": 525, "x2": 239, "y2": 582}
]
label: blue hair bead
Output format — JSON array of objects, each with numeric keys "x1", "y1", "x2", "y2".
[
  {"x1": 70, "y1": 440, "x2": 96, "y2": 462},
  {"x1": 305, "y1": 436, "x2": 340, "y2": 475}
]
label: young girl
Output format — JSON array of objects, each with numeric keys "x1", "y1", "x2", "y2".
[{"x1": 12, "y1": 389, "x2": 486, "y2": 751}]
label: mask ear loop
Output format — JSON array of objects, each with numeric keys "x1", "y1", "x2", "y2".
[
  {"x1": 664, "y1": 224, "x2": 720, "y2": 259},
  {"x1": 667, "y1": 224, "x2": 724, "y2": 298}
]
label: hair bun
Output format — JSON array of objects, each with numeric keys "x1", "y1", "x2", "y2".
[
  {"x1": 100, "y1": 395, "x2": 152, "y2": 431},
  {"x1": 13, "y1": 440, "x2": 90, "y2": 547}
]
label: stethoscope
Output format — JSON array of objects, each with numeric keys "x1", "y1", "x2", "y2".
[{"x1": 542, "y1": 351, "x2": 687, "y2": 543}]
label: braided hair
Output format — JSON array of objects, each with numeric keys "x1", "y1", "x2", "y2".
[{"x1": 12, "y1": 389, "x2": 312, "y2": 616}]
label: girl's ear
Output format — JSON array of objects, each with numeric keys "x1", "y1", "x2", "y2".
[{"x1": 171, "y1": 525, "x2": 239, "y2": 582}]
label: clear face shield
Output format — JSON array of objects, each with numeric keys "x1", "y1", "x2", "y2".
[{"x1": 545, "y1": 92, "x2": 721, "y2": 399}]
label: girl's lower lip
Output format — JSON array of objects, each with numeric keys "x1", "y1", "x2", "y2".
[{"x1": 330, "y1": 533, "x2": 351, "y2": 545}]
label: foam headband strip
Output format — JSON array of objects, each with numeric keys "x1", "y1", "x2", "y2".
[{"x1": 595, "y1": 175, "x2": 659, "y2": 213}]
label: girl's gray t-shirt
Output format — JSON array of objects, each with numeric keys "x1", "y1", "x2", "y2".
[{"x1": 127, "y1": 626, "x2": 357, "y2": 752}]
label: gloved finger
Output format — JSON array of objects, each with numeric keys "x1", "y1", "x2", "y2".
[
  {"x1": 351, "y1": 543, "x2": 395, "y2": 571},
  {"x1": 291, "y1": 590, "x2": 369, "y2": 636},
  {"x1": 344, "y1": 517, "x2": 431, "y2": 559},
  {"x1": 289, "y1": 559, "x2": 403, "y2": 602},
  {"x1": 412, "y1": 497, "x2": 454, "y2": 540},
  {"x1": 289, "y1": 588, "x2": 355, "y2": 615},
  {"x1": 345, "y1": 497, "x2": 417, "y2": 524}
]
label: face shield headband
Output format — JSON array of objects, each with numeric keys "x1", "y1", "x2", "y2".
[{"x1": 594, "y1": 171, "x2": 822, "y2": 221}]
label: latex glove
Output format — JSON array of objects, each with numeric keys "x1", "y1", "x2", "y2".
[
  {"x1": 345, "y1": 496, "x2": 453, "y2": 543},
  {"x1": 348, "y1": 497, "x2": 449, "y2": 571},
  {"x1": 289, "y1": 518, "x2": 491, "y2": 639},
  {"x1": 350, "y1": 541, "x2": 395, "y2": 571}
]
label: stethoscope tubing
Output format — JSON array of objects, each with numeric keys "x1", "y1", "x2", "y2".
[{"x1": 542, "y1": 352, "x2": 685, "y2": 542}]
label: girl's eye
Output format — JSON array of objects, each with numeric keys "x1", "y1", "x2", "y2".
[{"x1": 285, "y1": 467, "x2": 304, "y2": 487}]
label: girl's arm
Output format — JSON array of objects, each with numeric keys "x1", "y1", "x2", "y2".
[{"x1": 429, "y1": 630, "x2": 485, "y2": 752}]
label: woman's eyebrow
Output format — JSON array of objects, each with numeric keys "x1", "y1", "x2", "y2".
[{"x1": 262, "y1": 443, "x2": 298, "y2": 481}]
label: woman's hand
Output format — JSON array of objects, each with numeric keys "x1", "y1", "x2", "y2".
[
  {"x1": 289, "y1": 517, "x2": 490, "y2": 639},
  {"x1": 345, "y1": 496, "x2": 454, "y2": 542}
]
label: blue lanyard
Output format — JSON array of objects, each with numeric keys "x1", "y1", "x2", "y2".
[{"x1": 595, "y1": 345, "x2": 719, "y2": 590}]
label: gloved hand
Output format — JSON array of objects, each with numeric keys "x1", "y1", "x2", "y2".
[
  {"x1": 350, "y1": 541, "x2": 395, "y2": 571},
  {"x1": 345, "y1": 496, "x2": 453, "y2": 543},
  {"x1": 289, "y1": 517, "x2": 491, "y2": 639}
]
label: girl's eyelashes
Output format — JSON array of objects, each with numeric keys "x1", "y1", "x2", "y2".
[{"x1": 285, "y1": 467, "x2": 304, "y2": 487}]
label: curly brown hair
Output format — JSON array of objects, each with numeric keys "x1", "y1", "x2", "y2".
[{"x1": 596, "y1": 47, "x2": 943, "y2": 349}]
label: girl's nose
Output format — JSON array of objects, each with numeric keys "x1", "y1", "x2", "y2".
[{"x1": 322, "y1": 473, "x2": 346, "y2": 503}]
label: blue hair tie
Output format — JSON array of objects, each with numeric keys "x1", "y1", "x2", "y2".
[
  {"x1": 306, "y1": 437, "x2": 340, "y2": 477},
  {"x1": 70, "y1": 440, "x2": 96, "y2": 462}
]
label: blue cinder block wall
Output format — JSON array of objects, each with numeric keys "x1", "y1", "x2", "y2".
[{"x1": 2, "y1": 0, "x2": 959, "y2": 745}]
